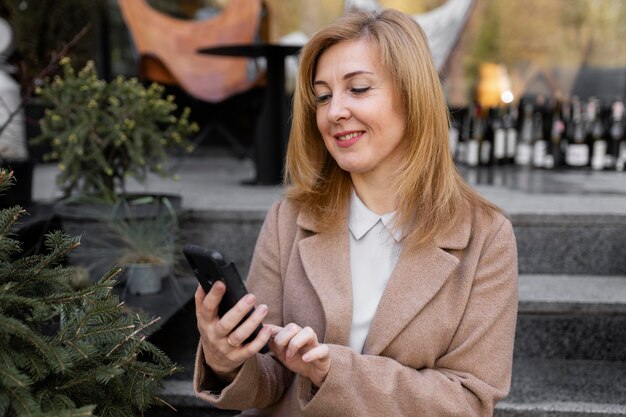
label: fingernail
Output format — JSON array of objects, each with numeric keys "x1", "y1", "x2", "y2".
[
  {"x1": 257, "y1": 304, "x2": 267, "y2": 314},
  {"x1": 244, "y1": 294, "x2": 255, "y2": 305},
  {"x1": 302, "y1": 353, "x2": 310, "y2": 362}
]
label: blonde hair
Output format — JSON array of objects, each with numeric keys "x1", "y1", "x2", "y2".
[{"x1": 285, "y1": 9, "x2": 499, "y2": 248}]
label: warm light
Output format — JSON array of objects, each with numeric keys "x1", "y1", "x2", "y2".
[
  {"x1": 501, "y1": 90, "x2": 514, "y2": 104},
  {"x1": 476, "y1": 63, "x2": 512, "y2": 108}
]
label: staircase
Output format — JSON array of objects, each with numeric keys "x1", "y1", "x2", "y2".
[
  {"x1": 144, "y1": 207, "x2": 626, "y2": 417},
  {"x1": 495, "y1": 211, "x2": 626, "y2": 417},
  {"x1": 141, "y1": 168, "x2": 626, "y2": 416}
]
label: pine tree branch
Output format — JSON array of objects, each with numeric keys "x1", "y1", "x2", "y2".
[
  {"x1": 154, "y1": 396, "x2": 177, "y2": 412},
  {"x1": 106, "y1": 315, "x2": 161, "y2": 357}
]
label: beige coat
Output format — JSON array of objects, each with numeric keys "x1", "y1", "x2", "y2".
[{"x1": 194, "y1": 197, "x2": 518, "y2": 416}]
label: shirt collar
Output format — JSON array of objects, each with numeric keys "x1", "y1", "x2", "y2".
[{"x1": 348, "y1": 190, "x2": 403, "y2": 242}]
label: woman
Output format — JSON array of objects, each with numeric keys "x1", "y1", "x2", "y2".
[{"x1": 194, "y1": 8, "x2": 518, "y2": 416}]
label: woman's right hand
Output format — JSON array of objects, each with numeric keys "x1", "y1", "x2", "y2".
[{"x1": 194, "y1": 281, "x2": 273, "y2": 382}]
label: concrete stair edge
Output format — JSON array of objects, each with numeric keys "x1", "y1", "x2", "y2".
[
  {"x1": 157, "y1": 381, "x2": 626, "y2": 415},
  {"x1": 158, "y1": 380, "x2": 217, "y2": 409},
  {"x1": 496, "y1": 400, "x2": 626, "y2": 416},
  {"x1": 518, "y1": 274, "x2": 626, "y2": 314}
]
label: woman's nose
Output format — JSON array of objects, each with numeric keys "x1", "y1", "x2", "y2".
[{"x1": 327, "y1": 95, "x2": 350, "y2": 123}]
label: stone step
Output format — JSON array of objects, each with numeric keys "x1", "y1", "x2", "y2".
[
  {"x1": 515, "y1": 274, "x2": 626, "y2": 361},
  {"x1": 144, "y1": 358, "x2": 626, "y2": 417},
  {"x1": 518, "y1": 274, "x2": 626, "y2": 314},
  {"x1": 144, "y1": 274, "x2": 626, "y2": 415},
  {"x1": 495, "y1": 358, "x2": 626, "y2": 417},
  {"x1": 180, "y1": 209, "x2": 626, "y2": 278},
  {"x1": 150, "y1": 273, "x2": 625, "y2": 385},
  {"x1": 511, "y1": 213, "x2": 626, "y2": 275}
]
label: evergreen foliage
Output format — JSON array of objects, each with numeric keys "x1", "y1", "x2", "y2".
[
  {"x1": 31, "y1": 58, "x2": 199, "y2": 203},
  {"x1": 0, "y1": 169, "x2": 180, "y2": 416}
]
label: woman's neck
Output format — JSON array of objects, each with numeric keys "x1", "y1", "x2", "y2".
[{"x1": 351, "y1": 175, "x2": 396, "y2": 215}]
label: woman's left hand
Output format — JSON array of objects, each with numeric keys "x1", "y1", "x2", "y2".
[{"x1": 268, "y1": 323, "x2": 330, "y2": 387}]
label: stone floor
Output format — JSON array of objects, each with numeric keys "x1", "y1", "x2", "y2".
[{"x1": 31, "y1": 147, "x2": 626, "y2": 216}]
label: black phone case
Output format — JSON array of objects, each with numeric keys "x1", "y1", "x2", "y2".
[{"x1": 183, "y1": 244, "x2": 267, "y2": 352}]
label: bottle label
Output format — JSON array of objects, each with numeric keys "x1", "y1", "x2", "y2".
[
  {"x1": 448, "y1": 127, "x2": 459, "y2": 158},
  {"x1": 616, "y1": 142, "x2": 626, "y2": 171},
  {"x1": 591, "y1": 140, "x2": 608, "y2": 170},
  {"x1": 494, "y1": 129, "x2": 506, "y2": 159},
  {"x1": 506, "y1": 129, "x2": 517, "y2": 158},
  {"x1": 533, "y1": 140, "x2": 548, "y2": 167},
  {"x1": 515, "y1": 143, "x2": 532, "y2": 165},
  {"x1": 457, "y1": 142, "x2": 467, "y2": 164},
  {"x1": 480, "y1": 141, "x2": 492, "y2": 164},
  {"x1": 466, "y1": 140, "x2": 480, "y2": 166},
  {"x1": 566, "y1": 144, "x2": 589, "y2": 166}
]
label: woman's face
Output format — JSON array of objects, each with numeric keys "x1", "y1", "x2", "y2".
[{"x1": 314, "y1": 39, "x2": 407, "y2": 184}]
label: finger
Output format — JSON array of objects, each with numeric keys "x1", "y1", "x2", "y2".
[
  {"x1": 240, "y1": 324, "x2": 274, "y2": 356},
  {"x1": 216, "y1": 293, "x2": 256, "y2": 336},
  {"x1": 272, "y1": 323, "x2": 302, "y2": 350},
  {"x1": 226, "y1": 304, "x2": 268, "y2": 347},
  {"x1": 194, "y1": 284, "x2": 206, "y2": 318},
  {"x1": 265, "y1": 324, "x2": 283, "y2": 336},
  {"x1": 286, "y1": 326, "x2": 317, "y2": 359},
  {"x1": 302, "y1": 344, "x2": 329, "y2": 363},
  {"x1": 201, "y1": 280, "x2": 227, "y2": 319}
]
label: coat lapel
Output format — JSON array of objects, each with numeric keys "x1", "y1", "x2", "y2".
[
  {"x1": 294, "y1": 204, "x2": 473, "y2": 354},
  {"x1": 297, "y1": 210, "x2": 353, "y2": 346},
  {"x1": 363, "y1": 213, "x2": 472, "y2": 355}
]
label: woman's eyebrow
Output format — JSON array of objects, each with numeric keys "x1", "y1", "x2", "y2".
[{"x1": 313, "y1": 70, "x2": 376, "y2": 86}]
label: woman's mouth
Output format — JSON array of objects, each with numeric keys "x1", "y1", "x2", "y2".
[{"x1": 335, "y1": 131, "x2": 364, "y2": 147}]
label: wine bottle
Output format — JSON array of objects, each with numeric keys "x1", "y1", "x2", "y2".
[
  {"x1": 565, "y1": 96, "x2": 589, "y2": 167},
  {"x1": 448, "y1": 111, "x2": 461, "y2": 162},
  {"x1": 480, "y1": 108, "x2": 494, "y2": 166},
  {"x1": 504, "y1": 105, "x2": 518, "y2": 164},
  {"x1": 607, "y1": 98, "x2": 624, "y2": 170},
  {"x1": 616, "y1": 140, "x2": 626, "y2": 171},
  {"x1": 466, "y1": 103, "x2": 481, "y2": 167},
  {"x1": 532, "y1": 109, "x2": 549, "y2": 168},
  {"x1": 549, "y1": 98, "x2": 565, "y2": 168},
  {"x1": 515, "y1": 101, "x2": 533, "y2": 166},
  {"x1": 589, "y1": 98, "x2": 608, "y2": 170},
  {"x1": 492, "y1": 107, "x2": 507, "y2": 165}
]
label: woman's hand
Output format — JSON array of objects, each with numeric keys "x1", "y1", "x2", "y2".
[
  {"x1": 268, "y1": 323, "x2": 331, "y2": 387},
  {"x1": 194, "y1": 281, "x2": 273, "y2": 382}
]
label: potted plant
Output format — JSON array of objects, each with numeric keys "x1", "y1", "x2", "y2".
[
  {"x1": 0, "y1": 168, "x2": 180, "y2": 416},
  {"x1": 31, "y1": 57, "x2": 198, "y2": 280},
  {"x1": 90, "y1": 196, "x2": 180, "y2": 296}
]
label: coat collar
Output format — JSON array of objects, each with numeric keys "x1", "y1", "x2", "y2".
[{"x1": 296, "y1": 205, "x2": 472, "y2": 354}]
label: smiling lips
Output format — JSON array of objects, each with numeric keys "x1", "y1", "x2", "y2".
[{"x1": 335, "y1": 131, "x2": 364, "y2": 148}]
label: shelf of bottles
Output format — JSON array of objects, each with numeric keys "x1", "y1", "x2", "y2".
[{"x1": 449, "y1": 96, "x2": 626, "y2": 171}]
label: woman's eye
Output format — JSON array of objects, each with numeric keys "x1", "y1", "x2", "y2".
[
  {"x1": 351, "y1": 87, "x2": 371, "y2": 95},
  {"x1": 316, "y1": 94, "x2": 331, "y2": 103}
]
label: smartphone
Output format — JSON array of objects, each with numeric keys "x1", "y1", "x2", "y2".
[{"x1": 183, "y1": 244, "x2": 268, "y2": 352}]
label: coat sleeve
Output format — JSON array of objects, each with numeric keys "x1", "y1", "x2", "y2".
[
  {"x1": 194, "y1": 200, "x2": 295, "y2": 410},
  {"x1": 296, "y1": 216, "x2": 519, "y2": 417}
]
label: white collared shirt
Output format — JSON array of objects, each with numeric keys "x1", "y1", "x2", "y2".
[{"x1": 348, "y1": 190, "x2": 402, "y2": 352}]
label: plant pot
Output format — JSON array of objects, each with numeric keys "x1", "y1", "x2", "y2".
[
  {"x1": 54, "y1": 194, "x2": 182, "y2": 282},
  {"x1": 0, "y1": 158, "x2": 33, "y2": 209},
  {"x1": 125, "y1": 263, "x2": 168, "y2": 295}
]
